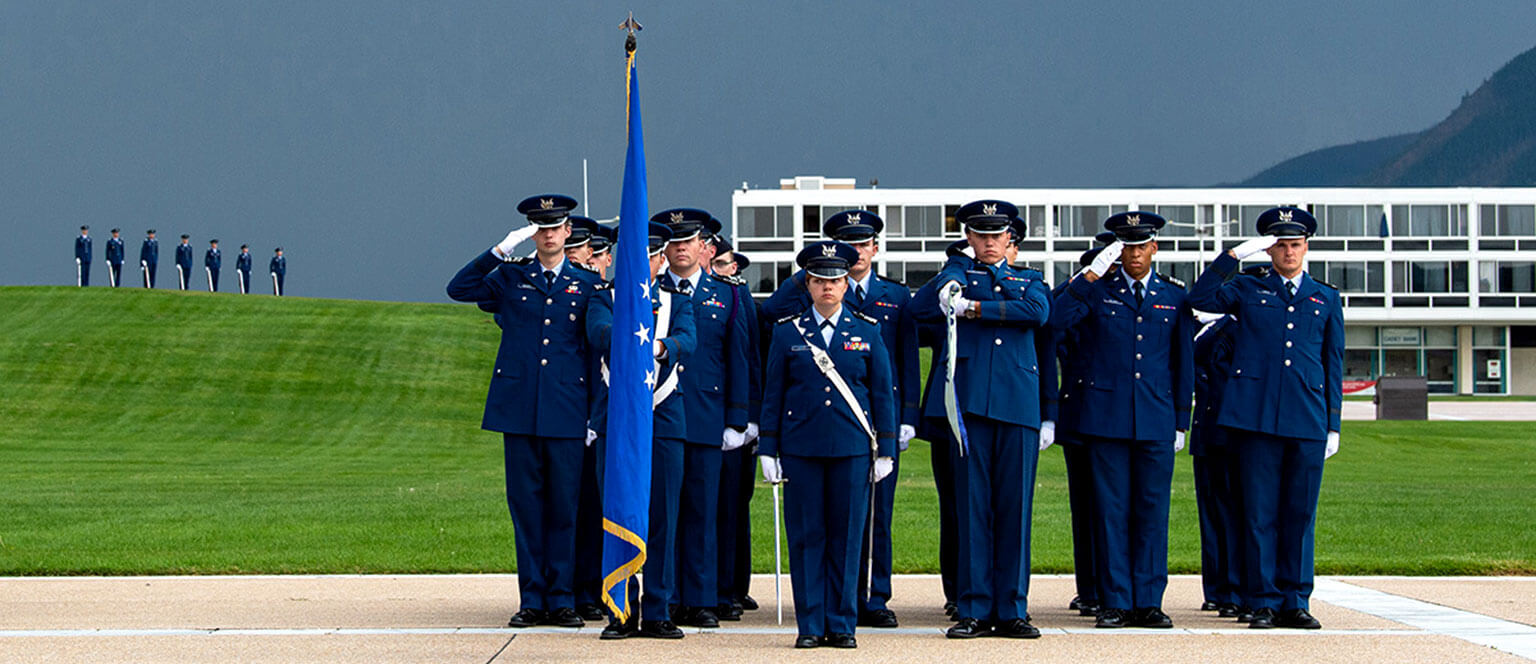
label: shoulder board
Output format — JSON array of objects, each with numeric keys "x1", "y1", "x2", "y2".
[
  {"x1": 593, "y1": 282, "x2": 614, "y2": 291},
  {"x1": 1239, "y1": 264, "x2": 1270, "y2": 279},
  {"x1": 1311, "y1": 277, "x2": 1337, "y2": 291},
  {"x1": 571, "y1": 262, "x2": 598, "y2": 274},
  {"x1": 715, "y1": 273, "x2": 746, "y2": 287},
  {"x1": 507, "y1": 257, "x2": 534, "y2": 266},
  {"x1": 875, "y1": 274, "x2": 907, "y2": 288},
  {"x1": 657, "y1": 283, "x2": 684, "y2": 295},
  {"x1": 851, "y1": 311, "x2": 879, "y2": 325},
  {"x1": 1015, "y1": 267, "x2": 1044, "y2": 278},
  {"x1": 776, "y1": 314, "x2": 800, "y2": 325},
  {"x1": 1158, "y1": 273, "x2": 1186, "y2": 289}
]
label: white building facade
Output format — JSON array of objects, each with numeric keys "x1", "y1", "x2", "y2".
[{"x1": 729, "y1": 176, "x2": 1536, "y2": 395}]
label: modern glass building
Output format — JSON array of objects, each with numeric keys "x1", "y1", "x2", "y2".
[{"x1": 730, "y1": 176, "x2": 1536, "y2": 395}]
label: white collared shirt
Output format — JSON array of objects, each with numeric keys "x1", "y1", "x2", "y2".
[
  {"x1": 847, "y1": 272, "x2": 873, "y2": 298},
  {"x1": 813, "y1": 306, "x2": 843, "y2": 346},
  {"x1": 668, "y1": 269, "x2": 700, "y2": 294},
  {"x1": 1282, "y1": 273, "x2": 1303, "y2": 295},
  {"x1": 1123, "y1": 271, "x2": 1152, "y2": 296}
]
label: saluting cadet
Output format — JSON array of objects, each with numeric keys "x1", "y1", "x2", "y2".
[
  {"x1": 1191, "y1": 307, "x2": 1243, "y2": 618},
  {"x1": 74, "y1": 226, "x2": 92, "y2": 287},
  {"x1": 911, "y1": 200, "x2": 1050, "y2": 639},
  {"x1": 140, "y1": 230, "x2": 159, "y2": 288},
  {"x1": 1049, "y1": 212, "x2": 1193, "y2": 629},
  {"x1": 588, "y1": 224, "x2": 616, "y2": 279},
  {"x1": 591, "y1": 222, "x2": 699, "y2": 640},
  {"x1": 175, "y1": 235, "x2": 193, "y2": 290},
  {"x1": 236, "y1": 245, "x2": 253, "y2": 294},
  {"x1": 270, "y1": 248, "x2": 286, "y2": 296},
  {"x1": 105, "y1": 229, "x2": 125, "y2": 288},
  {"x1": 762, "y1": 210, "x2": 919, "y2": 628},
  {"x1": 446, "y1": 193, "x2": 604, "y2": 629},
  {"x1": 654, "y1": 207, "x2": 751, "y2": 629},
  {"x1": 205, "y1": 240, "x2": 222, "y2": 292},
  {"x1": 1187, "y1": 207, "x2": 1343, "y2": 630},
  {"x1": 759, "y1": 241, "x2": 896, "y2": 649}
]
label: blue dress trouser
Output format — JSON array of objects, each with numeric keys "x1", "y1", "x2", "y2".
[
  {"x1": 502, "y1": 434, "x2": 583, "y2": 611},
  {"x1": 676, "y1": 444, "x2": 721, "y2": 608},
  {"x1": 928, "y1": 428, "x2": 958, "y2": 604},
  {"x1": 1193, "y1": 446, "x2": 1243, "y2": 606},
  {"x1": 856, "y1": 449, "x2": 898, "y2": 612},
  {"x1": 950, "y1": 415, "x2": 1039, "y2": 623},
  {"x1": 1060, "y1": 441, "x2": 1100, "y2": 603},
  {"x1": 716, "y1": 446, "x2": 751, "y2": 607},
  {"x1": 574, "y1": 442, "x2": 603, "y2": 608},
  {"x1": 782, "y1": 454, "x2": 872, "y2": 638},
  {"x1": 1085, "y1": 435, "x2": 1174, "y2": 611},
  {"x1": 1230, "y1": 429, "x2": 1325, "y2": 611}
]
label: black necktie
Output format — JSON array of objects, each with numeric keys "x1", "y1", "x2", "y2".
[
  {"x1": 679, "y1": 279, "x2": 693, "y2": 295},
  {"x1": 543, "y1": 270, "x2": 555, "y2": 287},
  {"x1": 1286, "y1": 280, "x2": 1296, "y2": 298},
  {"x1": 855, "y1": 284, "x2": 866, "y2": 303},
  {"x1": 1133, "y1": 281, "x2": 1145, "y2": 305}
]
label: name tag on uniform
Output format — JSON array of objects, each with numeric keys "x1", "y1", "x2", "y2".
[
  {"x1": 517, "y1": 283, "x2": 537, "y2": 290},
  {"x1": 1101, "y1": 298, "x2": 1127, "y2": 307},
  {"x1": 791, "y1": 344, "x2": 810, "y2": 351},
  {"x1": 1258, "y1": 289, "x2": 1277, "y2": 296},
  {"x1": 965, "y1": 269, "x2": 987, "y2": 275}
]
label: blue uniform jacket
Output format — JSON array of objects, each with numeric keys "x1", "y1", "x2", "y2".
[
  {"x1": 205, "y1": 248, "x2": 221, "y2": 270},
  {"x1": 762, "y1": 269, "x2": 923, "y2": 427},
  {"x1": 1190, "y1": 315, "x2": 1237, "y2": 454},
  {"x1": 586, "y1": 284, "x2": 697, "y2": 442},
  {"x1": 1049, "y1": 271, "x2": 1194, "y2": 441},
  {"x1": 657, "y1": 271, "x2": 751, "y2": 445},
  {"x1": 106, "y1": 238, "x2": 124, "y2": 265},
  {"x1": 75, "y1": 236, "x2": 92, "y2": 262},
  {"x1": 1049, "y1": 281, "x2": 1088, "y2": 439},
  {"x1": 909, "y1": 256, "x2": 1050, "y2": 428},
  {"x1": 1187, "y1": 252, "x2": 1344, "y2": 440},
  {"x1": 236, "y1": 252, "x2": 253, "y2": 274},
  {"x1": 759, "y1": 308, "x2": 896, "y2": 459},
  {"x1": 447, "y1": 250, "x2": 603, "y2": 438},
  {"x1": 718, "y1": 275, "x2": 763, "y2": 424},
  {"x1": 140, "y1": 238, "x2": 158, "y2": 266},
  {"x1": 176, "y1": 243, "x2": 194, "y2": 270},
  {"x1": 270, "y1": 255, "x2": 286, "y2": 276}
]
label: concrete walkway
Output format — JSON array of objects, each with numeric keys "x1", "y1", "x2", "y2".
[
  {"x1": 1342, "y1": 400, "x2": 1536, "y2": 421},
  {"x1": 2, "y1": 574, "x2": 1532, "y2": 663}
]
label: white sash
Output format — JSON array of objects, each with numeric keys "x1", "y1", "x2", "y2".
[
  {"x1": 943, "y1": 286, "x2": 969, "y2": 456},
  {"x1": 792, "y1": 318, "x2": 877, "y2": 452}
]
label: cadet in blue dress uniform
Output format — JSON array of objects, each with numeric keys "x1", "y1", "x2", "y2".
[
  {"x1": 105, "y1": 229, "x2": 125, "y2": 287},
  {"x1": 205, "y1": 240, "x2": 222, "y2": 292},
  {"x1": 75, "y1": 226, "x2": 92, "y2": 287},
  {"x1": 140, "y1": 230, "x2": 159, "y2": 288},
  {"x1": 591, "y1": 222, "x2": 699, "y2": 640},
  {"x1": 1187, "y1": 207, "x2": 1343, "y2": 630},
  {"x1": 1050, "y1": 212, "x2": 1193, "y2": 629},
  {"x1": 563, "y1": 212, "x2": 608, "y2": 621},
  {"x1": 236, "y1": 245, "x2": 253, "y2": 294},
  {"x1": 654, "y1": 207, "x2": 751, "y2": 628},
  {"x1": 175, "y1": 235, "x2": 194, "y2": 291},
  {"x1": 270, "y1": 248, "x2": 286, "y2": 296},
  {"x1": 759, "y1": 241, "x2": 896, "y2": 649},
  {"x1": 1191, "y1": 308, "x2": 1243, "y2": 617},
  {"x1": 565, "y1": 215, "x2": 601, "y2": 268},
  {"x1": 762, "y1": 210, "x2": 919, "y2": 628},
  {"x1": 446, "y1": 194, "x2": 605, "y2": 629},
  {"x1": 910, "y1": 200, "x2": 1049, "y2": 639},
  {"x1": 588, "y1": 224, "x2": 616, "y2": 279}
]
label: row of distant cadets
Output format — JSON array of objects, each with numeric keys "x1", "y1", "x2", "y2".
[
  {"x1": 446, "y1": 195, "x2": 1343, "y2": 646},
  {"x1": 74, "y1": 226, "x2": 287, "y2": 295}
]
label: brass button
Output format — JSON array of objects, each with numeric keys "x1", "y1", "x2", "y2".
[
  {"x1": 1134, "y1": 372, "x2": 1141, "y2": 379},
  {"x1": 994, "y1": 338, "x2": 1003, "y2": 346},
  {"x1": 1135, "y1": 353, "x2": 1142, "y2": 360},
  {"x1": 1284, "y1": 359, "x2": 1292, "y2": 367},
  {"x1": 824, "y1": 400, "x2": 832, "y2": 406},
  {"x1": 546, "y1": 298, "x2": 553, "y2": 305},
  {"x1": 540, "y1": 359, "x2": 548, "y2": 366},
  {"x1": 542, "y1": 338, "x2": 549, "y2": 346},
  {"x1": 1287, "y1": 322, "x2": 1294, "y2": 330},
  {"x1": 1285, "y1": 341, "x2": 1292, "y2": 348},
  {"x1": 544, "y1": 319, "x2": 551, "y2": 325}
]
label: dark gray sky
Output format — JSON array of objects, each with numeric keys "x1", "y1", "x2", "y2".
[{"x1": 5, "y1": 1, "x2": 1535, "y2": 302}]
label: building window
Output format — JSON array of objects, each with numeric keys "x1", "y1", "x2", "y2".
[
  {"x1": 742, "y1": 260, "x2": 794, "y2": 296},
  {"x1": 1343, "y1": 326, "x2": 1377, "y2": 381},
  {"x1": 1479, "y1": 205, "x2": 1536, "y2": 236},
  {"x1": 1149, "y1": 205, "x2": 1196, "y2": 238},
  {"x1": 1472, "y1": 326, "x2": 1507, "y2": 394},
  {"x1": 1311, "y1": 261, "x2": 1385, "y2": 293},
  {"x1": 1159, "y1": 261, "x2": 1196, "y2": 287},
  {"x1": 801, "y1": 205, "x2": 820, "y2": 235},
  {"x1": 1024, "y1": 205, "x2": 1047, "y2": 237},
  {"x1": 899, "y1": 261, "x2": 942, "y2": 288},
  {"x1": 1394, "y1": 261, "x2": 1468, "y2": 293},
  {"x1": 1390, "y1": 204, "x2": 1467, "y2": 237},
  {"x1": 1317, "y1": 204, "x2": 1385, "y2": 237},
  {"x1": 892, "y1": 206, "x2": 946, "y2": 238},
  {"x1": 1056, "y1": 205, "x2": 1126, "y2": 237},
  {"x1": 1479, "y1": 261, "x2": 1536, "y2": 293},
  {"x1": 737, "y1": 206, "x2": 793, "y2": 239}
]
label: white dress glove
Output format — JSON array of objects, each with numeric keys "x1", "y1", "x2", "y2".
[
  {"x1": 745, "y1": 422, "x2": 760, "y2": 444},
  {"x1": 1173, "y1": 430, "x2": 1186, "y2": 453},
  {"x1": 1038, "y1": 421, "x2": 1056, "y2": 451},
  {"x1": 1088, "y1": 240, "x2": 1123, "y2": 277},
  {"x1": 586, "y1": 428, "x2": 597, "y2": 447},
  {"x1": 873, "y1": 456, "x2": 894, "y2": 483},
  {"x1": 722, "y1": 428, "x2": 748, "y2": 451},
  {"x1": 1231, "y1": 235, "x2": 1278, "y2": 260},
  {"x1": 494, "y1": 225, "x2": 538, "y2": 259},
  {"x1": 898, "y1": 424, "x2": 916, "y2": 452},
  {"x1": 653, "y1": 339, "x2": 665, "y2": 359},
  {"x1": 1325, "y1": 431, "x2": 1340, "y2": 459},
  {"x1": 759, "y1": 456, "x2": 784, "y2": 483},
  {"x1": 938, "y1": 281, "x2": 962, "y2": 316}
]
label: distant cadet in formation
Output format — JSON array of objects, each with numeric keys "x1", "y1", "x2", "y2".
[
  {"x1": 564, "y1": 213, "x2": 607, "y2": 621},
  {"x1": 447, "y1": 194, "x2": 603, "y2": 629},
  {"x1": 587, "y1": 224, "x2": 617, "y2": 279},
  {"x1": 1188, "y1": 206, "x2": 1343, "y2": 630},
  {"x1": 759, "y1": 240, "x2": 896, "y2": 649},
  {"x1": 270, "y1": 247, "x2": 287, "y2": 296},
  {"x1": 1050, "y1": 211, "x2": 1193, "y2": 629},
  {"x1": 1191, "y1": 305, "x2": 1242, "y2": 618},
  {"x1": 105, "y1": 228, "x2": 125, "y2": 288},
  {"x1": 564, "y1": 215, "x2": 602, "y2": 271},
  {"x1": 236, "y1": 245, "x2": 253, "y2": 294},
  {"x1": 140, "y1": 229, "x2": 159, "y2": 288},
  {"x1": 75, "y1": 225, "x2": 92, "y2": 287},
  {"x1": 205, "y1": 239, "x2": 222, "y2": 292},
  {"x1": 175, "y1": 235, "x2": 194, "y2": 291}
]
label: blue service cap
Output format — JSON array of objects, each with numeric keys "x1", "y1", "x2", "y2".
[
  {"x1": 797, "y1": 241, "x2": 860, "y2": 279},
  {"x1": 275, "y1": 246, "x2": 283, "y2": 252},
  {"x1": 651, "y1": 208, "x2": 720, "y2": 242},
  {"x1": 565, "y1": 215, "x2": 600, "y2": 248},
  {"x1": 111, "y1": 228, "x2": 120, "y2": 233},
  {"x1": 181, "y1": 234, "x2": 190, "y2": 239},
  {"x1": 647, "y1": 222, "x2": 673, "y2": 255},
  {"x1": 210, "y1": 239, "x2": 219, "y2": 244},
  {"x1": 1104, "y1": 211, "x2": 1166, "y2": 245},
  {"x1": 147, "y1": 229, "x2": 156, "y2": 234},
  {"x1": 516, "y1": 194, "x2": 579, "y2": 227},
  {"x1": 1008, "y1": 216, "x2": 1027, "y2": 246},
  {"x1": 1081, "y1": 231, "x2": 1124, "y2": 266},
  {"x1": 1095, "y1": 230, "x2": 1116, "y2": 245},
  {"x1": 81, "y1": 225, "x2": 90, "y2": 231},
  {"x1": 1257, "y1": 206, "x2": 1316, "y2": 238},
  {"x1": 956, "y1": 200, "x2": 1018, "y2": 234},
  {"x1": 945, "y1": 238, "x2": 972, "y2": 258},
  {"x1": 589, "y1": 225, "x2": 616, "y2": 255},
  {"x1": 712, "y1": 237, "x2": 734, "y2": 254},
  {"x1": 823, "y1": 210, "x2": 884, "y2": 242},
  {"x1": 732, "y1": 252, "x2": 751, "y2": 270}
]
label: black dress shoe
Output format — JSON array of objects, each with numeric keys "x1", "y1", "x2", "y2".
[
  {"x1": 675, "y1": 607, "x2": 719, "y2": 628},
  {"x1": 1236, "y1": 609, "x2": 1254, "y2": 623},
  {"x1": 1275, "y1": 608, "x2": 1322, "y2": 629},
  {"x1": 1078, "y1": 600, "x2": 1101, "y2": 617},
  {"x1": 1200, "y1": 601, "x2": 1219, "y2": 611},
  {"x1": 794, "y1": 635, "x2": 821, "y2": 649},
  {"x1": 638, "y1": 620, "x2": 685, "y2": 639},
  {"x1": 739, "y1": 595, "x2": 759, "y2": 611},
  {"x1": 1095, "y1": 608, "x2": 1128, "y2": 628},
  {"x1": 577, "y1": 603, "x2": 607, "y2": 622},
  {"x1": 946, "y1": 618, "x2": 990, "y2": 639},
  {"x1": 1248, "y1": 608, "x2": 1275, "y2": 629},
  {"x1": 994, "y1": 618, "x2": 1041, "y2": 639},
  {"x1": 600, "y1": 618, "x2": 637, "y2": 640},
  {"x1": 507, "y1": 608, "x2": 545, "y2": 628},
  {"x1": 1218, "y1": 603, "x2": 1241, "y2": 618},
  {"x1": 943, "y1": 601, "x2": 957, "y2": 616},
  {"x1": 823, "y1": 633, "x2": 857, "y2": 648},
  {"x1": 859, "y1": 608, "x2": 899, "y2": 628},
  {"x1": 716, "y1": 602, "x2": 743, "y2": 621},
  {"x1": 543, "y1": 607, "x2": 585, "y2": 628},
  {"x1": 1130, "y1": 607, "x2": 1173, "y2": 628},
  {"x1": 1069, "y1": 595, "x2": 1083, "y2": 611}
]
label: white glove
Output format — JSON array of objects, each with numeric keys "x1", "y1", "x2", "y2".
[
  {"x1": 745, "y1": 422, "x2": 760, "y2": 444},
  {"x1": 1088, "y1": 240, "x2": 1123, "y2": 277},
  {"x1": 759, "y1": 456, "x2": 783, "y2": 483},
  {"x1": 1231, "y1": 235, "x2": 1278, "y2": 260},
  {"x1": 898, "y1": 424, "x2": 916, "y2": 452},
  {"x1": 1173, "y1": 430, "x2": 1186, "y2": 453},
  {"x1": 722, "y1": 428, "x2": 748, "y2": 451},
  {"x1": 1325, "y1": 431, "x2": 1339, "y2": 459},
  {"x1": 653, "y1": 339, "x2": 665, "y2": 358},
  {"x1": 1038, "y1": 421, "x2": 1056, "y2": 451},
  {"x1": 494, "y1": 225, "x2": 538, "y2": 258},
  {"x1": 952, "y1": 295, "x2": 974, "y2": 317},
  {"x1": 873, "y1": 456, "x2": 894, "y2": 483},
  {"x1": 1193, "y1": 309, "x2": 1225, "y2": 325},
  {"x1": 586, "y1": 428, "x2": 597, "y2": 447},
  {"x1": 938, "y1": 281, "x2": 962, "y2": 316}
]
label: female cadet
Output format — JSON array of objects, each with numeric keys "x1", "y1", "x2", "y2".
[{"x1": 758, "y1": 241, "x2": 897, "y2": 649}]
